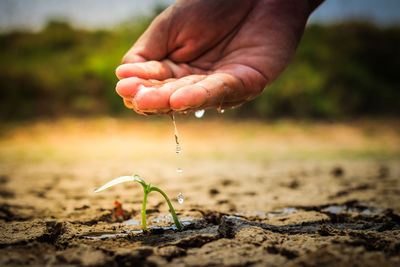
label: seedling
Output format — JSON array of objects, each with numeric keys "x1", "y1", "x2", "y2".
[{"x1": 94, "y1": 174, "x2": 182, "y2": 231}]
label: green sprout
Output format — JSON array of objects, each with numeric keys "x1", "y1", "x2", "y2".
[{"x1": 94, "y1": 174, "x2": 182, "y2": 231}]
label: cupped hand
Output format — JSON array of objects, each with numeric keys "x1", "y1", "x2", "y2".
[{"x1": 116, "y1": 0, "x2": 314, "y2": 115}]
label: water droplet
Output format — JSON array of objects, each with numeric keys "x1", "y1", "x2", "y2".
[
  {"x1": 217, "y1": 106, "x2": 225, "y2": 114},
  {"x1": 176, "y1": 168, "x2": 183, "y2": 173},
  {"x1": 170, "y1": 113, "x2": 182, "y2": 154},
  {"x1": 175, "y1": 144, "x2": 182, "y2": 154},
  {"x1": 177, "y1": 192, "x2": 185, "y2": 204},
  {"x1": 194, "y1": 109, "x2": 205, "y2": 118}
]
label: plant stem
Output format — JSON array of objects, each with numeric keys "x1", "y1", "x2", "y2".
[
  {"x1": 150, "y1": 186, "x2": 182, "y2": 230},
  {"x1": 96, "y1": 175, "x2": 182, "y2": 232},
  {"x1": 142, "y1": 190, "x2": 149, "y2": 231},
  {"x1": 133, "y1": 175, "x2": 149, "y2": 232}
]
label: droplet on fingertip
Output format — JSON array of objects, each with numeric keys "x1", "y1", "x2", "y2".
[{"x1": 194, "y1": 109, "x2": 205, "y2": 118}]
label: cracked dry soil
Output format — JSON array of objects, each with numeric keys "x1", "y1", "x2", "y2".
[{"x1": 0, "y1": 160, "x2": 399, "y2": 266}]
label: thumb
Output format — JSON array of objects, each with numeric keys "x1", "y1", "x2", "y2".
[{"x1": 122, "y1": 8, "x2": 172, "y2": 64}]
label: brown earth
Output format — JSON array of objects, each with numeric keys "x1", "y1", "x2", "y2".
[{"x1": 0, "y1": 117, "x2": 399, "y2": 266}]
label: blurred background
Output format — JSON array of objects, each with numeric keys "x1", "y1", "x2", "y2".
[
  {"x1": 0, "y1": 0, "x2": 399, "y2": 121},
  {"x1": 0, "y1": 0, "x2": 399, "y2": 165}
]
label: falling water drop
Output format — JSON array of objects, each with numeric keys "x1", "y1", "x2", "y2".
[
  {"x1": 177, "y1": 192, "x2": 185, "y2": 204},
  {"x1": 175, "y1": 144, "x2": 182, "y2": 155},
  {"x1": 170, "y1": 113, "x2": 182, "y2": 155},
  {"x1": 170, "y1": 113, "x2": 183, "y2": 173},
  {"x1": 217, "y1": 106, "x2": 225, "y2": 114},
  {"x1": 194, "y1": 109, "x2": 205, "y2": 118}
]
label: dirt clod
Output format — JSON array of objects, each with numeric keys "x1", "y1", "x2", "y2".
[
  {"x1": 331, "y1": 166, "x2": 344, "y2": 177},
  {"x1": 209, "y1": 188, "x2": 220, "y2": 195},
  {"x1": 1, "y1": 160, "x2": 399, "y2": 266}
]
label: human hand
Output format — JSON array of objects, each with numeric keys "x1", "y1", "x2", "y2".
[{"x1": 115, "y1": 0, "x2": 318, "y2": 115}]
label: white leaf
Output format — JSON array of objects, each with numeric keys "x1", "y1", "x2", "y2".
[{"x1": 94, "y1": 176, "x2": 135, "y2": 193}]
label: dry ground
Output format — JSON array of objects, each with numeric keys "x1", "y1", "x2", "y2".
[{"x1": 0, "y1": 116, "x2": 399, "y2": 266}]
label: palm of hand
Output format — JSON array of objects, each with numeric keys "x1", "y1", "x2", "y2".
[{"x1": 116, "y1": 0, "x2": 309, "y2": 114}]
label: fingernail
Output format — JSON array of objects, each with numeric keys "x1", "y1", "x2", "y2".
[
  {"x1": 115, "y1": 65, "x2": 125, "y2": 80},
  {"x1": 131, "y1": 98, "x2": 145, "y2": 115}
]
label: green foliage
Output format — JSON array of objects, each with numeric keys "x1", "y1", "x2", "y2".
[
  {"x1": 0, "y1": 16, "x2": 152, "y2": 120},
  {"x1": 0, "y1": 19, "x2": 399, "y2": 120},
  {"x1": 247, "y1": 22, "x2": 400, "y2": 119}
]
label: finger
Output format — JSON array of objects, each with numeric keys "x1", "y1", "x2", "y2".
[
  {"x1": 116, "y1": 61, "x2": 173, "y2": 80},
  {"x1": 123, "y1": 99, "x2": 133, "y2": 109},
  {"x1": 121, "y1": 53, "x2": 147, "y2": 64},
  {"x1": 115, "y1": 77, "x2": 162, "y2": 100},
  {"x1": 133, "y1": 75, "x2": 206, "y2": 113},
  {"x1": 169, "y1": 73, "x2": 243, "y2": 110},
  {"x1": 215, "y1": 64, "x2": 268, "y2": 100},
  {"x1": 121, "y1": 8, "x2": 172, "y2": 64}
]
